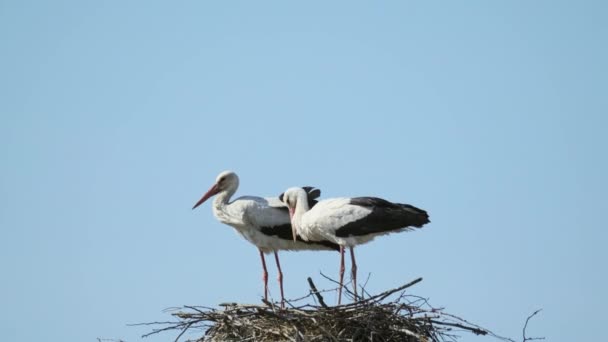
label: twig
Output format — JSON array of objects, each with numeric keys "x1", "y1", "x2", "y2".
[
  {"x1": 338, "y1": 277, "x2": 422, "y2": 308},
  {"x1": 173, "y1": 321, "x2": 194, "y2": 342},
  {"x1": 360, "y1": 272, "x2": 372, "y2": 300},
  {"x1": 319, "y1": 271, "x2": 356, "y2": 300},
  {"x1": 523, "y1": 309, "x2": 544, "y2": 342},
  {"x1": 429, "y1": 319, "x2": 488, "y2": 335},
  {"x1": 373, "y1": 277, "x2": 423, "y2": 302},
  {"x1": 307, "y1": 277, "x2": 328, "y2": 308}
]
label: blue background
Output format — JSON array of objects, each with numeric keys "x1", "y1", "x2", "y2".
[{"x1": 1, "y1": 1, "x2": 606, "y2": 341}]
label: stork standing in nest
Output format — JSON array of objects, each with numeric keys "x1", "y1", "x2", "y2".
[
  {"x1": 280, "y1": 187, "x2": 430, "y2": 304},
  {"x1": 192, "y1": 171, "x2": 339, "y2": 308}
]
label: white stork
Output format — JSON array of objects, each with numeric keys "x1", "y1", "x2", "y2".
[
  {"x1": 280, "y1": 187, "x2": 430, "y2": 304},
  {"x1": 192, "y1": 171, "x2": 339, "y2": 308}
]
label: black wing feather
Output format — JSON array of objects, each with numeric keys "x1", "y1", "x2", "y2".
[
  {"x1": 259, "y1": 224, "x2": 340, "y2": 251},
  {"x1": 279, "y1": 186, "x2": 322, "y2": 208},
  {"x1": 335, "y1": 197, "x2": 430, "y2": 237}
]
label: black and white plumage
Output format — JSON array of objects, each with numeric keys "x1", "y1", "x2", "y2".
[
  {"x1": 280, "y1": 187, "x2": 430, "y2": 304},
  {"x1": 192, "y1": 171, "x2": 339, "y2": 307}
]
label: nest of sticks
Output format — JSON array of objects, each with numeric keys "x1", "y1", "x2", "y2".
[{"x1": 138, "y1": 277, "x2": 530, "y2": 342}]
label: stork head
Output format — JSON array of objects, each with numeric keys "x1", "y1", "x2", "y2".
[
  {"x1": 279, "y1": 187, "x2": 308, "y2": 241},
  {"x1": 192, "y1": 170, "x2": 240, "y2": 209}
]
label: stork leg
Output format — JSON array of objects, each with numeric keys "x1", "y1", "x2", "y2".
[
  {"x1": 259, "y1": 249, "x2": 268, "y2": 301},
  {"x1": 338, "y1": 246, "x2": 345, "y2": 305},
  {"x1": 273, "y1": 251, "x2": 285, "y2": 309},
  {"x1": 349, "y1": 247, "x2": 358, "y2": 300}
]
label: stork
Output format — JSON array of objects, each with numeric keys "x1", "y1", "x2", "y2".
[
  {"x1": 280, "y1": 187, "x2": 430, "y2": 304},
  {"x1": 192, "y1": 171, "x2": 339, "y2": 308}
]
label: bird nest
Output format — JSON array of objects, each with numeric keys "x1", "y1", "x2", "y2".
[{"x1": 137, "y1": 277, "x2": 529, "y2": 342}]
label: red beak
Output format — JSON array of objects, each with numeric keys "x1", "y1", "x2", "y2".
[
  {"x1": 192, "y1": 183, "x2": 220, "y2": 209},
  {"x1": 289, "y1": 208, "x2": 297, "y2": 242}
]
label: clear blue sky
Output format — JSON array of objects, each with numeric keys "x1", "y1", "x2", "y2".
[{"x1": 1, "y1": 1, "x2": 606, "y2": 341}]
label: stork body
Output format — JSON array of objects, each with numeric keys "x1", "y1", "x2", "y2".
[
  {"x1": 280, "y1": 187, "x2": 430, "y2": 304},
  {"x1": 192, "y1": 172, "x2": 339, "y2": 308}
]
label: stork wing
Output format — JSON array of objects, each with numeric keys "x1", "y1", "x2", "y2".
[{"x1": 334, "y1": 197, "x2": 430, "y2": 237}]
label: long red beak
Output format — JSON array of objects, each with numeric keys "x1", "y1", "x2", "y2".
[
  {"x1": 289, "y1": 208, "x2": 297, "y2": 242},
  {"x1": 192, "y1": 183, "x2": 220, "y2": 209}
]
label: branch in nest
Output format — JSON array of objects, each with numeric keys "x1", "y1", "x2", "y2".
[
  {"x1": 307, "y1": 277, "x2": 328, "y2": 308},
  {"x1": 523, "y1": 309, "x2": 544, "y2": 342}
]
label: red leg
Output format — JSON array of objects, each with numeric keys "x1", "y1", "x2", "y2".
[
  {"x1": 273, "y1": 251, "x2": 285, "y2": 309},
  {"x1": 349, "y1": 247, "x2": 358, "y2": 300},
  {"x1": 259, "y1": 249, "x2": 268, "y2": 301},
  {"x1": 338, "y1": 246, "x2": 345, "y2": 305}
]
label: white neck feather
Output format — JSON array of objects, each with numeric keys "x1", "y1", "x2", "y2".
[
  {"x1": 212, "y1": 186, "x2": 241, "y2": 226},
  {"x1": 292, "y1": 189, "x2": 311, "y2": 227}
]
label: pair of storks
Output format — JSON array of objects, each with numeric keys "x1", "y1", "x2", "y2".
[{"x1": 192, "y1": 171, "x2": 430, "y2": 307}]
